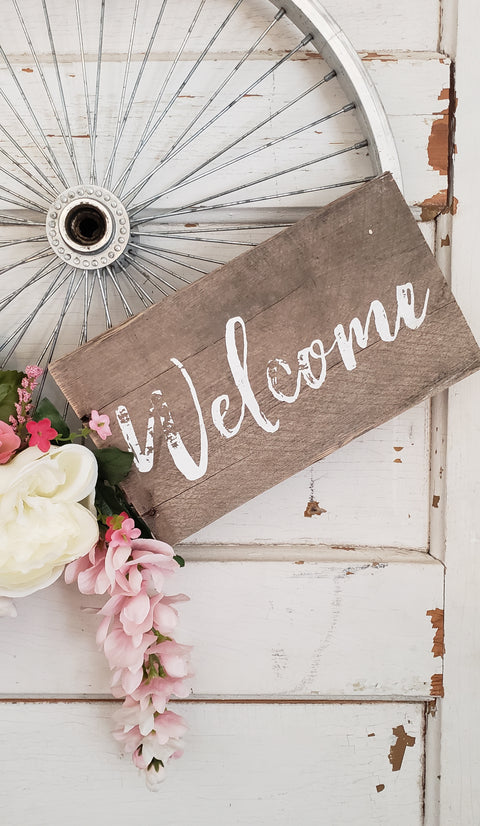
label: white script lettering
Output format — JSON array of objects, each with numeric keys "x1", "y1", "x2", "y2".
[{"x1": 115, "y1": 282, "x2": 430, "y2": 480}]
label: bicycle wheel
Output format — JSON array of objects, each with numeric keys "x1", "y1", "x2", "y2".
[{"x1": 0, "y1": 0, "x2": 401, "y2": 402}]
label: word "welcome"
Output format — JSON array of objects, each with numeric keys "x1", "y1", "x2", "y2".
[{"x1": 116, "y1": 282, "x2": 429, "y2": 481}]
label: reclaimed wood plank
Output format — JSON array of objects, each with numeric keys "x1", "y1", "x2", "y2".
[
  {"x1": 0, "y1": 551, "x2": 444, "y2": 699},
  {"x1": 51, "y1": 175, "x2": 480, "y2": 544},
  {"x1": 0, "y1": 701, "x2": 425, "y2": 826}
]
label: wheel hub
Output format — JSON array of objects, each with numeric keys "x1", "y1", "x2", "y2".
[{"x1": 46, "y1": 186, "x2": 130, "y2": 269}]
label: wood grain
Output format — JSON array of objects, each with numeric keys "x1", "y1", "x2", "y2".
[{"x1": 51, "y1": 174, "x2": 480, "y2": 543}]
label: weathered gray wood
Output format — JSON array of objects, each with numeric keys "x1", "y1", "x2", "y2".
[{"x1": 51, "y1": 174, "x2": 480, "y2": 544}]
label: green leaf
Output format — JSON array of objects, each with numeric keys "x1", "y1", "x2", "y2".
[
  {"x1": 173, "y1": 554, "x2": 185, "y2": 568},
  {"x1": 0, "y1": 370, "x2": 24, "y2": 422},
  {"x1": 93, "y1": 447, "x2": 134, "y2": 485},
  {"x1": 95, "y1": 480, "x2": 126, "y2": 518},
  {"x1": 32, "y1": 397, "x2": 70, "y2": 440}
]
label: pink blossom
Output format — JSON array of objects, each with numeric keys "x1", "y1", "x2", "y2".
[
  {"x1": 25, "y1": 365, "x2": 43, "y2": 381},
  {"x1": 109, "y1": 517, "x2": 141, "y2": 547},
  {"x1": 88, "y1": 409, "x2": 112, "y2": 440},
  {"x1": 100, "y1": 588, "x2": 164, "y2": 638},
  {"x1": 65, "y1": 542, "x2": 110, "y2": 594},
  {"x1": 103, "y1": 624, "x2": 155, "y2": 671},
  {"x1": 124, "y1": 674, "x2": 191, "y2": 713},
  {"x1": 26, "y1": 418, "x2": 58, "y2": 452},
  {"x1": 0, "y1": 421, "x2": 21, "y2": 464},
  {"x1": 110, "y1": 665, "x2": 144, "y2": 695},
  {"x1": 105, "y1": 511, "x2": 128, "y2": 543},
  {"x1": 150, "y1": 640, "x2": 192, "y2": 679}
]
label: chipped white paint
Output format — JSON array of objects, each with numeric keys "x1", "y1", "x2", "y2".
[
  {"x1": 0, "y1": 0, "x2": 460, "y2": 821},
  {"x1": 0, "y1": 551, "x2": 444, "y2": 698},
  {"x1": 186, "y1": 402, "x2": 430, "y2": 548},
  {"x1": 0, "y1": 702, "x2": 425, "y2": 826},
  {"x1": 439, "y1": 0, "x2": 480, "y2": 823}
]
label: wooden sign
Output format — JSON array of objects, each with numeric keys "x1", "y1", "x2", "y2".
[{"x1": 51, "y1": 174, "x2": 480, "y2": 544}]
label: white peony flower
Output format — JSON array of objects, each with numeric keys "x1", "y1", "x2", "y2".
[{"x1": 0, "y1": 443, "x2": 99, "y2": 598}]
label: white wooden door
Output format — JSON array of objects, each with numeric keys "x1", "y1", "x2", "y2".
[{"x1": 1, "y1": 1, "x2": 478, "y2": 823}]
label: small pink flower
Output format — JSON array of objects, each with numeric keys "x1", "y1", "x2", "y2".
[
  {"x1": 89, "y1": 409, "x2": 112, "y2": 440},
  {"x1": 25, "y1": 365, "x2": 43, "y2": 381},
  {"x1": 105, "y1": 512, "x2": 129, "y2": 543},
  {"x1": 109, "y1": 517, "x2": 141, "y2": 547},
  {"x1": 26, "y1": 418, "x2": 58, "y2": 452},
  {"x1": 0, "y1": 421, "x2": 21, "y2": 464}
]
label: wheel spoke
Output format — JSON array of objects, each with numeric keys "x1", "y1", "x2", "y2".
[
  {"x1": 123, "y1": 32, "x2": 314, "y2": 206},
  {"x1": 129, "y1": 239, "x2": 224, "y2": 266},
  {"x1": 106, "y1": 265, "x2": 134, "y2": 318},
  {"x1": 0, "y1": 96, "x2": 63, "y2": 193},
  {"x1": 117, "y1": 3, "x2": 283, "y2": 198},
  {"x1": 96, "y1": 267, "x2": 112, "y2": 328},
  {"x1": 130, "y1": 246, "x2": 208, "y2": 276},
  {"x1": 0, "y1": 165, "x2": 51, "y2": 206},
  {"x1": 90, "y1": 0, "x2": 106, "y2": 184},
  {"x1": 0, "y1": 264, "x2": 71, "y2": 365},
  {"x1": 132, "y1": 100, "x2": 355, "y2": 214},
  {"x1": 74, "y1": 0, "x2": 94, "y2": 176},
  {"x1": 131, "y1": 230, "x2": 256, "y2": 247},
  {"x1": 119, "y1": 0, "x2": 252, "y2": 202},
  {"x1": 35, "y1": 269, "x2": 83, "y2": 394},
  {"x1": 113, "y1": 0, "x2": 204, "y2": 197},
  {"x1": 0, "y1": 214, "x2": 45, "y2": 227},
  {"x1": 102, "y1": 0, "x2": 140, "y2": 190},
  {"x1": 0, "y1": 189, "x2": 47, "y2": 213},
  {"x1": 132, "y1": 176, "x2": 374, "y2": 225},
  {"x1": 0, "y1": 234, "x2": 48, "y2": 249},
  {"x1": 131, "y1": 142, "x2": 369, "y2": 224},
  {"x1": 116, "y1": 259, "x2": 155, "y2": 307},
  {"x1": 103, "y1": 0, "x2": 168, "y2": 190},
  {"x1": 0, "y1": 47, "x2": 68, "y2": 187},
  {"x1": 125, "y1": 250, "x2": 191, "y2": 292},
  {"x1": 12, "y1": 0, "x2": 75, "y2": 185},
  {"x1": 40, "y1": 0, "x2": 82, "y2": 184},
  {"x1": 0, "y1": 257, "x2": 62, "y2": 311},
  {"x1": 0, "y1": 147, "x2": 57, "y2": 202},
  {"x1": 0, "y1": 246, "x2": 53, "y2": 277}
]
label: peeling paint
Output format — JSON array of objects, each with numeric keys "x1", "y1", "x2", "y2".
[
  {"x1": 360, "y1": 51, "x2": 398, "y2": 62},
  {"x1": 294, "y1": 560, "x2": 305, "y2": 565},
  {"x1": 419, "y1": 189, "x2": 448, "y2": 221},
  {"x1": 368, "y1": 732, "x2": 375, "y2": 737},
  {"x1": 431, "y1": 673, "x2": 444, "y2": 697},
  {"x1": 47, "y1": 134, "x2": 89, "y2": 138},
  {"x1": 21, "y1": 67, "x2": 33, "y2": 73},
  {"x1": 376, "y1": 784, "x2": 385, "y2": 793},
  {"x1": 441, "y1": 234, "x2": 451, "y2": 247},
  {"x1": 393, "y1": 446, "x2": 404, "y2": 452},
  {"x1": 388, "y1": 725, "x2": 416, "y2": 771},
  {"x1": 432, "y1": 494, "x2": 440, "y2": 508},
  {"x1": 304, "y1": 501, "x2": 327, "y2": 518},
  {"x1": 427, "y1": 608, "x2": 445, "y2": 657},
  {"x1": 393, "y1": 458, "x2": 402, "y2": 464}
]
